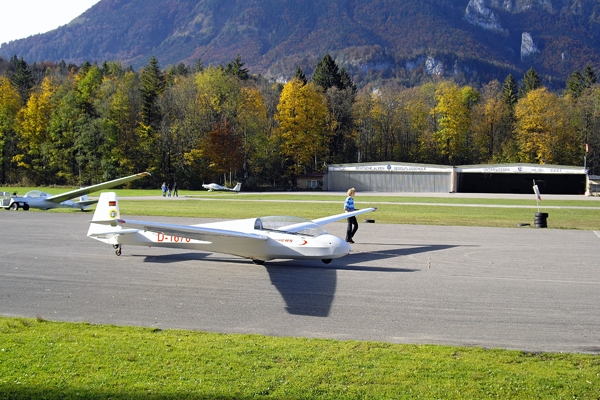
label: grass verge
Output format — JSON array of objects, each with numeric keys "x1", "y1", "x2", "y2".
[
  {"x1": 1, "y1": 317, "x2": 599, "y2": 399},
  {"x1": 114, "y1": 199, "x2": 600, "y2": 230}
]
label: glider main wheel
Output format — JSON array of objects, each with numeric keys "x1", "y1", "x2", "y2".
[
  {"x1": 115, "y1": 245, "x2": 122, "y2": 256},
  {"x1": 322, "y1": 259, "x2": 332, "y2": 264},
  {"x1": 10, "y1": 203, "x2": 18, "y2": 210},
  {"x1": 252, "y1": 259, "x2": 265, "y2": 265},
  {"x1": 22, "y1": 204, "x2": 29, "y2": 211}
]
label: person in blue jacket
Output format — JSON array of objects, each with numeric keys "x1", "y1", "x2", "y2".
[{"x1": 344, "y1": 188, "x2": 358, "y2": 243}]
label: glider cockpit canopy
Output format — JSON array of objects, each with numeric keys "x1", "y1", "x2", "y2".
[
  {"x1": 254, "y1": 216, "x2": 326, "y2": 237},
  {"x1": 24, "y1": 190, "x2": 50, "y2": 198}
]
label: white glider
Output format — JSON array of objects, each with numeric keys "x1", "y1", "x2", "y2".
[
  {"x1": 202, "y1": 182, "x2": 242, "y2": 192},
  {"x1": 2, "y1": 172, "x2": 150, "y2": 211},
  {"x1": 88, "y1": 192, "x2": 376, "y2": 264}
]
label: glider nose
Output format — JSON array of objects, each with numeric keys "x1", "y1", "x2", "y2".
[{"x1": 329, "y1": 235, "x2": 351, "y2": 257}]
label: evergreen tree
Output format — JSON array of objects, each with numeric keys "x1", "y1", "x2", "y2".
[
  {"x1": 193, "y1": 58, "x2": 204, "y2": 73},
  {"x1": 566, "y1": 70, "x2": 585, "y2": 98},
  {"x1": 312, "y1": 54, "x2": 342, "y2": 91},
  {"x1": 225, "y1": 55, "x2": 249, "y2": 80},
  {"x1": 501, "y1": 74, "x2": 518, "y2": 108},
  {"x1": 520, "y1": 67, "x2": 542, "y2": 96},
  {"x1": 583, "y1": 65, "x2": 597, "y2": 87},
  {"x1": 339, "y1": 67, "x2": 356, "y2": 94},
  {"x1": 175, "y1": 62, "x2": 189, "y2": 76},
  {"x1": 294, "y1": 67, "x2": 307, "y2": 85},
  {"x1": 80, "y1": 61, "x2": 92, "y2": 75},
  {"x1": 140, "y1": 56, "x2": 166, "y2": 130},
  {"x1": 9, "y1": 56, "x2": 33, "y2": 105}
]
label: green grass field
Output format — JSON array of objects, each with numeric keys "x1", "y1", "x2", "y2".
[
  {"x1": 2, "y1": 188, "x2": 600, "y2": 398},
  {"x1": 5, "y1": 186, "x2": 600, "y2": 229},
  {"x1": 1, "y1": 317, "x2": 599, "y2": 399}
]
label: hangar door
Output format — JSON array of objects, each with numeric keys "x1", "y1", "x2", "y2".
[
  {"x1": 458, "y1": 173, "x2": 587, "y2": 194},
  {"x1": 329, "y1": 171, "x2": 451, "y2": 192}
]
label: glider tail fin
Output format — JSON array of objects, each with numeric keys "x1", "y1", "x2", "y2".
[
  {"x1": 92, "y1": 192, "x2": 121, "y2": 222},
  {"x1": 233, "y1": 182, "x2": 242, "y2": 192},
  {"x1": 88, "y1": 192, "x2": 122, "y2": 241}
]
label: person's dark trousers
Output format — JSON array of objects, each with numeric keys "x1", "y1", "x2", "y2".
[{"x1": 346, "y1": 216, "x2": 358, "y2": 242}]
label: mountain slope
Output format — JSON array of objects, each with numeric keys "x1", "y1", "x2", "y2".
[{"x1": 2, "y1": 0, "x2": 600, "y2": 84}]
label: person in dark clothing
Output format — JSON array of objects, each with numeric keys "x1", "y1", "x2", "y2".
[{"x1": 172, "y1": 181, "x2": 178, "y2": 197}]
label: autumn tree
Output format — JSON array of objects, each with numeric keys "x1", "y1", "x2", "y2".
[
  {"x1": 275, "y1": 79, "x2": 333, "y2": 176},
  {"x1": 564, "y1": 84, "x2": 600, "y2": 173},
  {"x1": 352, "y1": 90, "x2": 377, "y2": 162},
  {"x1": 195, "y1": 66, "x2": 242, "y2": 129},
  {"x1": 514, "y1": 87, "x2": 578, "y2": 164},
  {"x1": 158, "y1": 74, "x2": 203, "y2": 185},
  {"x1": 0, "y1": 76, "x2": 21, "y2": 182},
  {"x1": 237, "y1": 86, "x2": 268, "y2": 181},
  {"x1": 370, "y1": 87, "x2": 400, "y2": 161},
  {"x1": 471, "y1": 80, "x2": 513, "y2": 162},
  {"x1": 192, "y1": 67, "x2": 245, "y2": 183},
  {"x1": 102, "y1": 70, "x2": 144, "y2": 177},
  {"x1": 396, "y1": 86, "x2": 434, "y2": 162},
  {"x1": 433, "y1": 81, "x2": 479, "y2": 164},
  {"x1": 202, "y1": 120, "x2": 244, "y2": 184},
  {"x1": 13, "y1": 76, "x2": 57, "y2": 183}
]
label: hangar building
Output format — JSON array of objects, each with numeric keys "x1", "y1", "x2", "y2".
[{"x1": 326, "y1": 162, "x2": 588, "y2": 194}]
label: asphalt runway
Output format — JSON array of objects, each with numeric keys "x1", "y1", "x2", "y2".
[{"x1": 1, "y1": 210, "x2": 599, "y2": 354}]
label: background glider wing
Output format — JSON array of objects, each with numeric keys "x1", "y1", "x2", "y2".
[
  {"x1": 45, "y1": 172, "x2": 150, "y2": 204},
  {"x1": 94, "y1": 218, "x2": 269, "y2": 242},
  {"x1": 75, "y1": 199, "x2": 99, "y2": 207}
]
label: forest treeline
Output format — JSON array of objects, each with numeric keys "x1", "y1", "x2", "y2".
[{"x1": 0, "y1": 54, "x2": 598, "y2": 190}]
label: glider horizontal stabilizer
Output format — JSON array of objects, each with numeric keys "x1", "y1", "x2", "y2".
[{"x1": 94, "y1": 218, "x2": 269, "y2": 242}]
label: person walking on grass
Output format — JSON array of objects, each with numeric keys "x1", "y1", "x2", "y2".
[{"x1": 344, "y1": 188, "x2": 358, "y2": 244}]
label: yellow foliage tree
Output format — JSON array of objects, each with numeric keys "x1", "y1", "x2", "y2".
[
  {"x1": 13, "y1": 76, "x2": 57, "y2": 181},
  {"x1": 238, "y1": 86, "x2": 269, "y2": 177},
  {"x1": 433, "y1": 81, "x2": 478, "y2": 164},
  {"x1": 470, "y1": 80, "x2": 513, "y2": 162},
  {"x1": 515, "y1": 88, "x2": 578, "y2": 164},
  {"x1": 352, "y1": 90, "x2": 376, "y2": 162},
  {"x1": 0, "y1": 77, "x2": 22, "y2": 181},
  {"x1": 275, "y1": 79, "x2": 333, "y2": 175}
]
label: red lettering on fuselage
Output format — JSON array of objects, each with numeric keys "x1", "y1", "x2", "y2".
[
  {"x1": 276, "y1": 238, "x2": 308, "y2": 245},
  {"x1": 157, "y1": 232, "x2": 191, "y2": 243}
]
